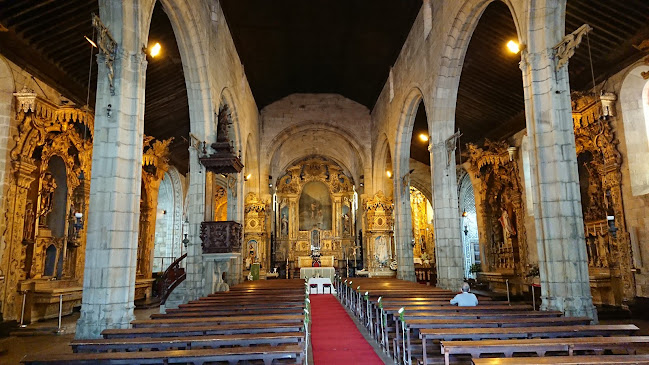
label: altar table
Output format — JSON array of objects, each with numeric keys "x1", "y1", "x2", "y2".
[
  {"x1": 307, "y1": 277, "x2": 336, "y2": 294},
  {"x1": 300, "y1": 267, "x2": 335, "y2": 281}
]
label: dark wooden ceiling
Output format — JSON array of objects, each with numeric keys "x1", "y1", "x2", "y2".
[
  {"x1": 219, "y1": 0, "x2": 422, "y2": 110},
  {"x1": 455, "y1": 0, "x2": 649, "y2": 147},
  {"x1": 0, "y1": 0, "x2": 190, "y2": 173},
  {"x1": 2, "y1": 0, "x2": 648, "y2": 172}
]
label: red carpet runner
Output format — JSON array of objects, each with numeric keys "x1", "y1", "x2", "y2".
[{"x1": 310, "y1": 294, "x2": 384, "y2": 365}]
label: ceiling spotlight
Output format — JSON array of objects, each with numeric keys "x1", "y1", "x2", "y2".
[
  {"x1": 84, "y1": 36, "x2": 97, "y2": 48},
  {"x1": 150, "y1": 42, "x2": 161, "y2": 58},
  {"x1": 386, "y1": 170, "x2": 392, "y2": 178},
  {"x1": 506, "y1": 40, "x2": 521, "y2": 54},
  {"x1": 419, "y1": 133, "x2": 429, "y2": 142}
]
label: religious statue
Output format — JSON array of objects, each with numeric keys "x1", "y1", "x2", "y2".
[
  {"x1": 342, "y1": 212, "x2": 350, "y2": 235},
  {"x1": 39, "y1": 172, "x2": 57, "y2": 222},
  {"x1": 23, "y1": 201, "x2": 35, "y2": 242},
  {"x1": 374, "y1": 235, "x2": 389, "y2": 267},
  {"x1": 498, "y1": 209, "x2": 516, "y2": 237},
  {"x1": 245, "y1": 250, "x2": 254, "y2": 270},
  {"x1": 281, "y1": 213, "x2": 289, "y2": 236}
]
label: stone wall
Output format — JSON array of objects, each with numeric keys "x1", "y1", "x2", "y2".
[{"x1": 260, "y1": 93, "x2": 371, "y2": 188}]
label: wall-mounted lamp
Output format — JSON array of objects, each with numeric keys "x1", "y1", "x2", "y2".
[
  {"x1": 268, "y1": 175, "x2": 273, "y2": 188},
  {"x1": 386, "y1": 170, "x2": 392, "y2": 179},
  {"x1": 106, "y1": 104, "x2": 112, "y2": 118},
  {"x1": 419, "y1": 133, "x2": 429, "y2": 142},
  {"x1": 464, "y1": 225, "x2": 469, "y2": 236},
  {"x1": 162, "y1": 210, "x2": 167, "y2": 215},
  {"x1": 462, "y1": 210, "x2": 468, "y2": 218},
  {"x1": 244, "y1": 173, "x2": 251, "y2": 181},
  {"x1": 506, "y1": 40, "x2": 526, "y2": 54}
]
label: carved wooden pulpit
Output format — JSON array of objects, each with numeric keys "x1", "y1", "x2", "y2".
[{"x1": 199, "y1": 221, "x2": 243, "y2": 254}]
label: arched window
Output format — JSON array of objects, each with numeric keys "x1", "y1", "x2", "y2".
[
  {"x1": 521, "y1": 135, "x2": 534, "y2": 215},
  {"x1": 620, "y1": 65, "x2": 649, "y2": 196},
  {"x1": 459, "y1": 173, "x2": 480, "y2": 278}
]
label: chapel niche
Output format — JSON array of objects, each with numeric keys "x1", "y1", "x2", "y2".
[
  {"x1": 273, "y1": 156, "x2": 356, "y2": 277},
  {"x1": 466, "y1": 140, "x2": 527, "y2": 287},
  {"x1": 572, "y1": 93, "x2": 632, "y2": 306},
  {"x1": 1, "y1": 91, "x2": 93, "y2": 322}
]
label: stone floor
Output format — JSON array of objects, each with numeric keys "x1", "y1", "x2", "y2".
[{"x1": 0, "y1": 307, "x2": 158, "y2": 364}]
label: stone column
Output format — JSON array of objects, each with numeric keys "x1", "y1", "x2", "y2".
[
  {"x1": 393, "y1": 173, "x2": 415, "y2": 281},
  {"x1": 430, "y1": 142, "x2": 464, "y2": 291},
  {"x1": 75, "y1": 47, "x2": 148, "y2": 338},
  {"x1": 184, "y1": 145, "x2": 207, "y2": 302},
  {"x1": 520, "y1": 31, "x2": 597, "y2": 319}
]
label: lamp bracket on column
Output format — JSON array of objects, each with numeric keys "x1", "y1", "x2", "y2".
[
  {"x1": 444, "y1": 130, "x2": 462, "y2": 168},
  {"x1": 91, "y1": 13, "x2": 118, "y2": 95},
  {"x1": 553, "y1": 23, "x2": 592, "y2": 72}
]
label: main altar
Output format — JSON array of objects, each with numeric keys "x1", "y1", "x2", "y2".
[{"x1": 272, "y1": 156, "x2": 357, "y2": 277}]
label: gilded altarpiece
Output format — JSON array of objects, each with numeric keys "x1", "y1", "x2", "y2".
[
  {"x1": 467, "y1": 141, "x2": 528, "y2": 285},
  {"x1": 274, "y1": 156, "x2": 355, "y2": 274},
  {"x1": 1, "y1": 91, "x2": 92, "y2": 321},
  {"x1": 363, "y1": 191, "x2": 396, "y2": 277},
  {"x1": 572, "y1": 93, "x2": 632, "y2": 306},
  {"x1": 410, "y1": 187, "x2": 435, "y2": 265},
  {"x1": 244, "y1": 193, "x2": 270, "y2": 272},
  {"x1": 137, "y1": 136, "x2": 172, "y2": 293}
]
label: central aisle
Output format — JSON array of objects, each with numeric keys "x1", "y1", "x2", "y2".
[{"x1": 310, "y1": 294, "x2": 384, "y2": 365}]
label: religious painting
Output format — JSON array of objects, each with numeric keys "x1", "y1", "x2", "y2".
[{"x1": 299, "y1": 181, "x2": 332, "y2": 230}]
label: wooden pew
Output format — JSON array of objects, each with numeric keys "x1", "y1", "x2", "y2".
[
  {"x1": 153, "y1": 307, "x2": 301, "y2": 318},
  {"x1": 419, "y1": 325, "x2": 639, "y2": 365},
  {"x1": 102, "y1": 322, "x2": 304, "y2": 338},
  {"x1": 402, "y1": 317, "x2": 590, "y2": 365},
  {"x1": 132, "y1": 314, "x2": 303, "y2": 328},
  {"x1": 22, "y1": 344, "x2": 303, "y2": 365},
  {"x1": 471, "y1": 354, "x2": 649, "y2": 365},
  {"x1": 72, "y1": 332, "x2": 304, "y2": 353},
  {"x1": 441, "y1": 336, "x2": 649, "y2": 365}
]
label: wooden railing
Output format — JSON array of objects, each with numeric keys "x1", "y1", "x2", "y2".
[{"x1": 158, "y1": 253, "x2": 187, "y2": 305}]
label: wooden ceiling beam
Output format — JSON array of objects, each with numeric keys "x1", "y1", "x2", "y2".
[{"x1": 0, "y1": 28, "x2": 88, "y2": 106}]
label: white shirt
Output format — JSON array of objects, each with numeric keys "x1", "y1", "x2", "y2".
[{"x1": 450, "y1": 292, "x2": 478, "y2": 306}]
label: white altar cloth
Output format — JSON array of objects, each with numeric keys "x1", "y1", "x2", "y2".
[
  {"x1": 300, "y1": 267, "x2": 335, "y2": 282},
  {"x1": 307, "y1": 277, "x2": 336, "y2": 294}
]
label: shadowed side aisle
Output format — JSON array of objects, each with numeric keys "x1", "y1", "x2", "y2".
[{"x1": 310, "y1": 294, "x2": 384, "y2": 365}]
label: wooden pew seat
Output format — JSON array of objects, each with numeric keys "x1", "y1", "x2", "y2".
[
  {"x1": 442, "y1": 336, "x2": 649, "y2": 365},
  {"x1": 132, "y1": 314, "x2": 303, "y2": 328},
  {"x1": 102, "y1": 322, "x2": 304, "y2": 338},
  {"x1": 471, "y1": 354, "x2": 649, "y2": 365},
  {"x1": 22, "y1": 344, "x2": 303, "y2": 365},
  {"x1": 419, "y1": 324, "x2": 639, "y2": 341},
  {"x1": 72, "y1": 332, "x2": 304, "y2": 353}
]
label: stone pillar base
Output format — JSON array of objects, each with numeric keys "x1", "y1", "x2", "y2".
[
  {"x1": 75, "y1": 302, "x2": 135, "y2": 339},
  {"x1": 541, "y1": 295, "x2": 598, "y2": 322},
  {"x1": 437, "y1": 277, "x2": 464, "y2": 292}
]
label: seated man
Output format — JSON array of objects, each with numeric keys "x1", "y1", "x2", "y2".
[{"x1": 450, "y1": 282, "x2": 478, "y2": 306}]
